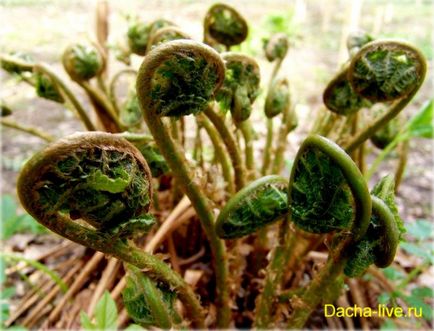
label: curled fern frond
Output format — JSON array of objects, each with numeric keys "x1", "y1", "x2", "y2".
[
  {"x1": 128, "y1": 19, "x2": 174, "y2": 56},
  {"x1": 216, "y1": 52, "x2": 260, "y2": 122},
  {"x1": 62, "y1": 44, "x2": 104, "y2": 82},
  {"x1": 323, "y1": 66, "x2": 371, "y2": 115},
  {"x1": 127, "y1": 21, "x2": 151, "y2": 56},
  {"x1": 34, "y1": 70, "x2": 65, "y2": 103},
  {"x1": 204, "y1": 3, "x2": 248, "y2": 48},
  {"x1": 288, "y1": 135, "x2": 371, "y2": 240},
  {"x1": 371, "y1": 175, "x2": 405, "y2": 237},
  {"x1": 348, "y1": 40, "x2": 426, "y2": 103},
  {"x1": 123, "y1": 264, "x2": 177, "y2": 329},
  {"x1": 264, "y1": 33, "x2": 289, "y2": 62},
  {"x1": 136, "y1": 40, "x2": 225, "y2": 117},
  {"x1": 344, "y1": 195, "x2": 399, "y2": 277},
  {"x1": 17, "y1": 132, "x2": 154, "y2": 239},
  {"x1": 147, "y1": 26, "x2": 190, "y2": 51},
  {"x1": 265, "y1": 77, "x2": 290, "y2": 118},
  {"x1": 216, "y1": 175, "x2": 288, "y2": 239},
  {"x1": 119, "y1": 89, "x2": 143, "y2": 128}
]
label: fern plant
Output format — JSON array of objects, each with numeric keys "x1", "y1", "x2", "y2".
[{"x1": 1, "y1": 2, "x2": 430, "y2": 330}]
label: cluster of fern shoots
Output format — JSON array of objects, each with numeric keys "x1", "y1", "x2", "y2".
[{"x1": 1, "y1": 2, "x2": 428, "y2": 329}]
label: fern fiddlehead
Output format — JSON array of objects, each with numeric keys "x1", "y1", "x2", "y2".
[
  {"x1": 216, "y1": 175, "x2": 288, "y2": 239},
  {"x1": 262, "y1": 33, "x2": 291, "y2": 175},
  {"x1": 345, "y1": 175, "x2": 403, "y2": 277},
  {"x1": 0, "y1": 54, "x2": 96, "y2": 131},
  {"x1": 204, "y1": 3, "x2": 248, "y2": 50},
  {"x1": 217, "y1": 52, "x2": 260, "y2": 179},
  {"x1": 255, "y1": 134, "x2": 371, "y2": 328},
  {"x1": 34, "y1": 69, "x2": 65, "y2": 104},
  {"x1": 16, "y1": 132, "x2": 205, "y2": 327},
  {"x1": 289, "y1": 135, "x2": 371, "y2": 238},
  {"x1": 147, "y1": 26, "x2": 190, "y2": 52},
  {"x1": 217, "y1": 52, "x2": 260, "y2": 123},
  {"x1": 284, "y1": 136, "x2": 402, "y2": 328},
  {"x1": 123, "y1": 264, "x2": 178, "y2": 329},
  {"x1": 62, "y1": 43, "x2": 122, "y2": 132},
  {"x1": 136, "y1": 39, "x2": 231, "y2": 327},
  {"x1": 323, "y1": 65, "x2": 371, "y2": 116},
  {"x1": 62, "y1": 44, "x2": 104, "y2": 82},
  {"x1": 344, "y1": 40, "x2": 427, "y2": 152},
  {"x1": 128, "y1": 19, "x2": 175, "y2": 56}
]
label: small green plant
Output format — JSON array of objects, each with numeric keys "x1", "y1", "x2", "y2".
[
  {"x1": 80, "y1": 291, "x2": 145, "y2": 331},
  {"x1": 1, "y1": 195, "x2": 46, "y2": 240}
]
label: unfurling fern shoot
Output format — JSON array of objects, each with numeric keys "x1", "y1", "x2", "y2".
[
  {"x1": 285, "y1": 136, "x2": 402, "y2": 328},
  {"x1": 136, "y1": 39, "x2": 231, "y2": 328},
  {"x1": 17, "y1": 132, "x2": 205, "y2": 328},
  {"x1": 204, "y1": 3, "x2": 248, "y2": 50},
  {"x1": 344, "y1": 40, "x2": 427, "y2": 152}
]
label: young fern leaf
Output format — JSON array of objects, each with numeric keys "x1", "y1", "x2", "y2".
[
  {"x1": 265, "y1": 77, "x2": 290, "y2": 118},
  {"x1": 289, "y1": 134, "x2": 371, "y2": 240},
  {"x1": 370, "y1": 114, "x2": 400, "y2": 149},
  {"x1": 34, "y1": 70, "x2": 65, "y2": 104},
  {"x1": 136, "y1": 39, "x2": 230, "y2": 327},
  {"x1": 138, "y1": 40, "x2": 225, "y2": 117},
  {"x1": 123, "y1": 264, "x2": 178, "y2": 329},
  {"x1": 344, "y1": 195, "x2": 400, "y2": 277},
  {"x1": 17, "y1": 132, "x2": 154, "y2": 238},
  {"x1": 216, "y1": 175, "x2": 288, "y2": 239},
  {"x1": 16, "y1": 131, "x2": 206, "y2": 327},
  {"x1": 263, "y1": 33, "x2": 289, "y2": 62},
  {"x1": 127, "y1": 19, "x2": 174, "y2": 56},
  {"x1": 204, "y1": 3, "x2": 248, "y2": 48},
  {"x1": 127, "y1": 21, "x2": 151, "y2": 56},
  {"x1": 147, "y1": 26, "x2": 190, "y2": 52},
  {"x1": 349, "y1": 40, "x2": 425, "y2": 103},
  {"x1": 344, "y1": 40, "x2": 426, "y2": 152},
  {"x1": 62, "y1": 44, "x2": 104, "y2": 82},
  {"x1": 323, "y1": 66, "x2": 371, "y2": 116},
  {"x1": 119, "y1": 89, "x2": 143, "y2": 128},
  {"x1": 285, "y1": 136, "x2": 373, "y2": 328},
  {"x1": 216, "y1": 52, "x2": 260, "y2": 123},
  {"x1": 370, "y1": 174, "x2": 405, "y2": 236}
]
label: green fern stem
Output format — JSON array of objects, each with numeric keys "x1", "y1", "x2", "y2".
[
  {"x1": 108, "y1": 68, "x2": 138, "y2": 115},
  {"x1": 140, "y1": 106, "x2": 230, "y2": 326},
  {"x1": 204, "y1": 105, "x2": 246, "y2": 191},
  {"x1": 394, "y1": 139, "x2": 409, "y2": 193},
  {"x1": 238, "y1": 119, "x2": 256, "y2": 180},
  {"x1": 286, "y1": 239, "x2": 351, "y2": 328},
  {"x1": 197, "y1": 113, "x2": 236, "y2": 194},
  {"x1": 261, "y1": 118, "x2": 274, "y2": 175},
  {"x1": 0, "y1": 118, "x2": 55, "y2": 142},
  {"x1": 270, "y1": 104, "x2": 297, "y2": 174},
  {"x1": 35, "y1": 64, "x2": 96, "y2": 131},
  {"x1": 79, "y1": 80, "x2": 123, "y2": 132}
]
